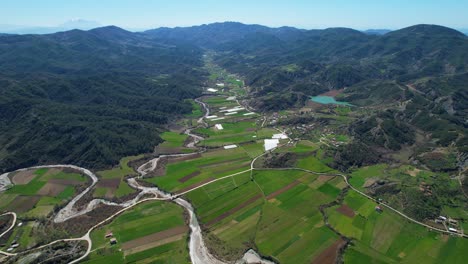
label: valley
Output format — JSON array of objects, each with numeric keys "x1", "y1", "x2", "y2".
[{"x1": 0, "y1": 58, "x2": 466, "y2": 263}]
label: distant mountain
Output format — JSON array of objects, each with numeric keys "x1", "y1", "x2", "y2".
[
  {"x1": 458, "y1": 28, "x2": 468, "y2": 36},
  {"x1": 59, "y1": 19, "x2": 101, "y2": 30},
  {"x1": 146, "y1": 22, "x2": 468, "y2": 158},
  {"x1": 0, "y1": 19, "x2": 101, "y2": 34},
  {"x1": 2, "y1": 21, "x2": 467, "y2": 173},
  {"x1": 145, "y1": 21, "x2": 304, "y2": 48},
  {"x1": 363, "y1": 29, "x2": 392, "y2": 35}
]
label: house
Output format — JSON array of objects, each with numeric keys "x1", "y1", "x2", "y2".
[
  {"x1": 438, "y1": 216, "x2": 447, "y2": 221},
  {"x1": 375, "y1": 206, "x2": 383, "y2": 213},
  {"x1": 448, "y1": 227, "x2": 458, "y2": 233},
  {"x1": 448, "y1": 219, "x2": 458, "y2": 225},
  {"x1": 105, "y1": 232, "x2": 113, "y2": 238},
  {"x1": 110, "y1": 238, "x2": 118, "y2": 245}
]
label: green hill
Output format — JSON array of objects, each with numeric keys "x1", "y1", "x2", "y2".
[{"x1": 0, "y1": 26, "x2": 206, "y2": 172}]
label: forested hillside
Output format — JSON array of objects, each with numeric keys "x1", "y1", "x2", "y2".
[
  {"x1": 147, "y1": 23, "x2": 468, "y2": 178},
  {"x1": 2, "y1": 22, "x2": 467, "y2": 176},
  {"x1": 0, "y1": 26, "x2": 206, "y2": 172}
]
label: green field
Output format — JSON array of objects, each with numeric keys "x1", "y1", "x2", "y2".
[
  {"x1": 195, "y1": 121, "x2": 275, "y2": 147},
  {"x1": 160, "y1": 132, "x2": 189, "y2": 148},
  {"x1": 296, "y1": 155, "x2": 334, "y2": 173},
  {"x1": 86, "y1": 200, "x2": 190, "y2": 264},
  {"x1": 95, "y1": 155, "x2": 143, "y2": 198},
  {"x1": 145, "y1": 147, "x2": 252, "y2": 192},
  {"x1": 97, "y1": 155, "x2": 143, "y2": 179},
  {"x1": 182, "y1": 168, "x2": 347, "y2": 263},
  {"x1": 327, "y1": 190, "x2": 468, "y2": 263},
  {"x1": 2, "y1": 168, "x2": 88, "y2": 218},
  {"x1": 0, "y1": 168, "x2": 89, "y2": 251}
]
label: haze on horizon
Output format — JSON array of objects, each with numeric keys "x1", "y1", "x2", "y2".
[{"x1": 1, "y1": 0, "x2": 468, "y2": 32}]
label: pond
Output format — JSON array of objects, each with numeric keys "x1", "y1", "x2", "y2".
[{"x1": 310, "y1": 96, "x2": 353, "y2": 106}]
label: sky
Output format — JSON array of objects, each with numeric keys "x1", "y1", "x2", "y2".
[{"x1": 1, "y1": 0, "x2": 468, "y2": 30}]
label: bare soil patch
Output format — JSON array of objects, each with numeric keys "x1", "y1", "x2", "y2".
[
  {"x1": 125, "y1": 233, "x2": 186, "y2": 256},
  {"x1": 406, "y1": 168, "x2": 421, "y2": 177},
  {"x1": 175, "y1": 177, "x2": 215, "y2": 194},
  {"x1": 122, "y1": 225, "x2": 188, "y2": 251},
  {"x1": 317, "y1": 175, "x2": 334, "y2": 183},
  {"x1": 6, "y1": 195, "x2": 40, "y2": 213},
  {"x1": 311, "y1": 238, "x2": 346, "y2": 264},
  {"x1": 306, "y1": 101, "x2": 325, "y2": 109},
  {"x1": 54, "y1": 204, "x2": 121, "y2": 236},
  {"x1": 266, "y1": 181, "x2": 300, "y2": 200},
  {"x1": 49, "y1": 179, "x2": 83, "y2": 185},
  {"x1": 178, "y1": 171, "x2": 201, "y2": 183},
  {"x1": 363, "y1": 178, "x2": 377, "y2": 188},
  {"x1": 205, "y1": 194, "x2": 262, "y2": 227},
  {"x1": 11, "y1": 170, "x2": 36, "y2": 185},
  {"x1": 320, "y1": 89, "x2": 344, "y2": 97},
  {"x1": 336, "y1": 204, "x2": 355, "y2": 218},
  {"x1": 37, "y1": 182, "x2": 66, "y2": 196},
  {"x1": 44, "y1": 168, "x2": 61, "y2": 177},
  {"x1": 96, "y1": 178, "x2": 120, "y2": 189},
  {"x1": 167, "y1": 153, "x2": 201, "y2": 164},
  {"x1": 310, "y1": 175, "x2": 334, "y2": 189}
]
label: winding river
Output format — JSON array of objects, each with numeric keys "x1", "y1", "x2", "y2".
[{"x1": 0, "y1": 97, "x2": 274, "y2": 264}]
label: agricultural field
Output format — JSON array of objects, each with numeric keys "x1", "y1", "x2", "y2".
[
  {"x1": 195, "y1": 120, "x2": 275, "y2": 147},
  {"x1": 155, "y1": 131, "x2": 195, "y2": 154},
  {"x1": 2, "y1": 62, "x2": 464, "y2": 264},
  {"x1": 295, "y1": 155, "x2": 335, "y2": 173},
  {"x1": 1, "y1": 168, "x2": 88, "y2": 218},
  {"x1": 327, "y1": 190, "x2": 468, "y2": 263},
  {"x1": 182, "y1": 168, "x2": 348, "y2": 263},
  {"x1": 198, "y1": 96, "x2": 260, "y2": 124},
  {"x1": 94, "y1": 155, "x2": 143, "y2": 199},
  {"x1": 0, "y1": 167, "x2": 89, "y2": 251},
  {"x1": 85, "y1": 201, "x2": 190, "y2": 264},
  {"x1": 160, "y1": 132, "x2": 189, "y2": 148},
  {"x1": 277, "y1": 140, "x2": 320, "y2": 154},
  {"x1": 144, "y1": 147, "x2": 252, "y2": 192}
]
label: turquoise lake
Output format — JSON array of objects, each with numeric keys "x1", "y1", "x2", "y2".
[{"x1": 310, "y1": 96, "x2": 353, "y2": 106}]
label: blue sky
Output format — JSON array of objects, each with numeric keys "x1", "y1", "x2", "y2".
[{"x1": 1, "y1": 0, "x2": 467, "y2": 30}]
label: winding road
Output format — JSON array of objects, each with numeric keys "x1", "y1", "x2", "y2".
[{"x1": 0, "y1": 93, "x2": 465, "y2": 264}]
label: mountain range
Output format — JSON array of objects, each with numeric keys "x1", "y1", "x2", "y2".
[
  {"x1": 0, "y1": 22, "x2": 466, "y2": 174},
  {"x1": 0, "y1": 19, "x2": 101, "y2": 34}
]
